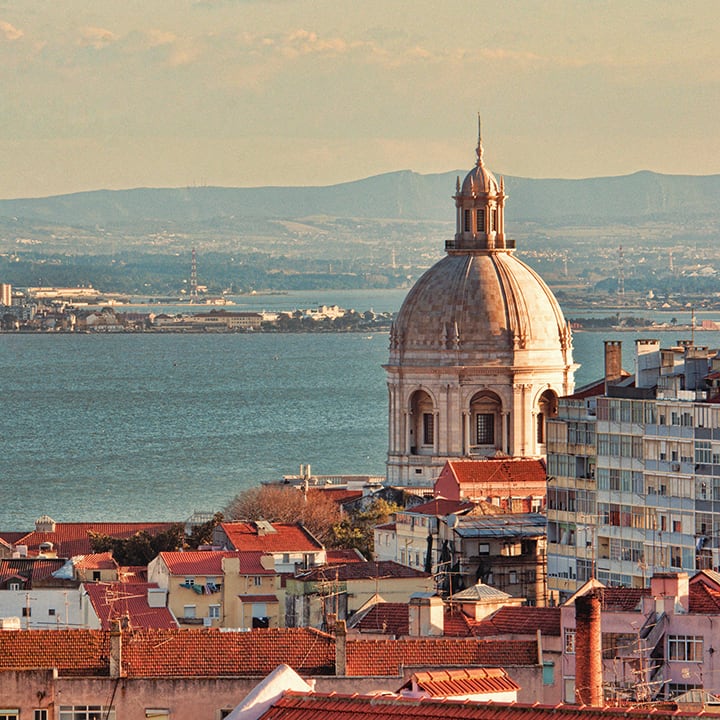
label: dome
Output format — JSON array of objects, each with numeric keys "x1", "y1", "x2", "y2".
[
  {"x1": 460, "y1": 162, "x2": 499, "y2": 196},
  {"x1": 389, "y1": 251, "x2": 572, "y2": 367}
]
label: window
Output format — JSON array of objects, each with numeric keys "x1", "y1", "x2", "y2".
[
  {"x1": 564, "y1": 629, "x2": 576, "y2": 654},
  {"x1": 35, "y1": 711, "x2": 48, "y2": 720},
  {"x1": 509, "y1": 570, "x2": 518, "y2": 584},
  {"x1": 476, "y1": 208, "x2": 485, "y2": 233},
  {"x1": 254, "y1": 576, "x2": 263, "y2": 586},
  {"x1": 183, "y1": 605, "x2": 196, "y2": 619},
  {"x1": 479, "y1": 542, "x2": 490, "y2": 555},
  {"x1": 184, "y1": 577, "x2": 195, "y2": 586},
  {"x1": 145, "y1": 712, "x2": 170, "y2": 720},
  {"x1": 0, "y1": 712, "x2": 19, "y2": 720},
  {"x1": 22, "y1": 607, "x2": 31, "y2": 617},
  {"x1": 476, "y1": 413, "x2": 494, "y2": 445},
  {"x1": 59, "y1": 708, "x2": 115, "y2": 720},
  {"x1": 8, "y1": 583, "x2": 19, "y2": 591},
  {"x1": 464, "y1": 209, "x2": 472, "y2": 232},
  {"x1": 208, "y1": 605, "x2": 220, "y2": 619},
  {"x1": 668, "y1": 635, "x2": 703, "y2": 661},
  {"x1": 92, "y1": 571, "x2": 101, "y2": 581},
  {"x1": 48, "y1": 608, "x2": 56, "y2": 616},
  {"x1": 422, "y1": 412, "x2": 434, "y2": 445},
  {"x1": 543, "y1": 661, "x2": 555, "y2": 686},
  {"x1": 282, "y1": 553, "x2": 290, "y2": 564}
]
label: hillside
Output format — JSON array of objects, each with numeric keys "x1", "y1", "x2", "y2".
[{"x1": 1, "y1": 170, "x2": 719, "y2": 227}]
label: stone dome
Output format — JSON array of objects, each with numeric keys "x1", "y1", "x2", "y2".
[
  {"x1": 460, "y1": 162, "x2": 499, "y2": 196},
  {"x1": 389, "y1": 251, "x2": 572, "y2": 367}
]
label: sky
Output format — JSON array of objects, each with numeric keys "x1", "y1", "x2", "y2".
[{"x1": 0, "y1": 0, "x2": 719, "y2": 199}]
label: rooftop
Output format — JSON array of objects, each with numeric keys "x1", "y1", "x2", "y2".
[
  {"x1": 219, "y1": 522, "x2": 324, "y2": 553},
  {"x1": 83, "y1": 582, "x2": 178, "y2": 630}
]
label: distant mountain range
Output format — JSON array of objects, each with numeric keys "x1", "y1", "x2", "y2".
[{"x1": 1, "y1": 169, "x2": 719, "y2": 227}]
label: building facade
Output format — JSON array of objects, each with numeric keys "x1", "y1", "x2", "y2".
[
  {"x1": 385, "y1": 123, "x2": 576, "y2": 486},
  {"x1": 548, "y1": 339, "x2": 720, "y2": 602}
]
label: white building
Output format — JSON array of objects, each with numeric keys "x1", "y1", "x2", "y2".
[{"x1": 385, "y1": 122, "x2": 576, "y2": 487}]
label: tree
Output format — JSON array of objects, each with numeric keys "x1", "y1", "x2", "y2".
[
  {"x1": 329, "y1": 498, "x2": 400, "y2": 558},
  {"x1": 185, "y1": 511, "x2": 224, "y2": 550},
  {"x1": 223, "y1": 485, "x2": 342, "y2": 546},
  {"x1": 88, "y1": 524, "x2": 184, "y2": 566}
]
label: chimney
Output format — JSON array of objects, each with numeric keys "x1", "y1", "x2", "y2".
[
  {"x1": 604, "y1": 341, "x2": 622, "y2": 392},
  {"x1": 335, "y1": 619, "x2": 347, "y2": 676},
  {"x1": 408, "y1": 594, "x2": 444, "y2": 636},
  {"x1": 109, "y1": 619, "x2": 125, "y2": 678},
  {"x1": 575, "y1": 592, "x2": 602, "y2": 707},
  {"x1": 651, "y1": 572, "x2": 689, "y2": 614}
]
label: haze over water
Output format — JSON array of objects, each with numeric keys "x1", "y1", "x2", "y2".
[{"x1": 2, "y1": 290, "x2": 719, "y2": 530}]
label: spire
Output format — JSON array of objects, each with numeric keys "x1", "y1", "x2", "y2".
[{"x1": 476, "y1": 113, "x2": 484, "y2": 167}]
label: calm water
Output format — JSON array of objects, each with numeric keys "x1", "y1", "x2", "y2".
[{"x1": 3, "y1": 289, "x2": 720, "y2": 529}]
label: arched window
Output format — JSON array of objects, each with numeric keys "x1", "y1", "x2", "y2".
[
  {"x1": 469, "y1": 391, "x2": 502, "y2": 452},
  {"x1": 537, "y1": 389, "x2": 558, "y2": 445},
  {"x1": 410, "y1": 390, "x2": 435, "y2": 455}
]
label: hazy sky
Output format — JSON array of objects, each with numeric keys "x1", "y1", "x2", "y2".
[{"x1": 1, "y1": 0, "x2": 719, "y2": 198}]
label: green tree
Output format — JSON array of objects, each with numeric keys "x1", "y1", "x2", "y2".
[
  {"x1": 88, "y1": 524, "x2": 184, "y2": 566},
  {"x1": 330, "y1": 498, "x2": 400, "y2": 558},
  {"x1": 185, "y1": 511, "x2": 224, "y2": 550}
]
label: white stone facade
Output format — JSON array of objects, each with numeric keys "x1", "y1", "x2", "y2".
[{"x1": 385, "y1": 125, "x2": 576, "y2": 486}]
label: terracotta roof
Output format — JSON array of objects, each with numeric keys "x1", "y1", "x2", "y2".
[
  {"x1": 259, "y1": 692, "x2": 709, "y2": 719},
  {"x1": 307, "y1": 488, "x2": 363, "y2": 506},
  {"x1": 689, "y1": 582, "x2": 720, "y2": 614},
  {"x1": 158, "y1": 550, "x2": 273, "y2": 576},
  {"x1": 73, "y1": 552, "x2": 118, "y2": 571},
  {"x1": 406, "y1": 499, "x2": 476, "y2": 516},
  {"x1": 119, "y1": 566, "x2": 148, "y2": 583},
  {"x1": 598, "y1": 587, "x2": 650, "y2": 612},
  {"x1": 354, "y1": 603, "x2": 410, "y2": 635},
  {"x1": 352, "y1": 604, "x2": 483, "y2": 639},
  {"x1": 400, "y1": 667, "x2": 520, "y2": 697},
  {"x1": 219, "y1": 522, "x2": 324, "y2": 553},
  {"x1": 0, "y1": 558, "x2": 74, "y2": 588},
  {"x1": 346, "y1": 637, "x2": 538, "y2": 676},
  {"x1": 13, "y1": 522, "x2": 179, "y2": 558},
  {"x1": 0, "y1": 627, "x2": 335, "y2": 677},
  {"x1": 445, "y1": 459, "x2": 547, "y2": 488},
  {"x1": 83, "y1": 582, "x2": 178, "y2": 630},
  {"x1": 298, "y1": 561, "x2": 430, "y2": 582},
  {"x1": 326, "y1": 549, "x2": 367, "y2": 564},
  {"x1": 471, "y1": 607, "x2": 561, "y2": 637}
]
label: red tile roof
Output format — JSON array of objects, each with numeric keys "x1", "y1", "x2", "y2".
[
  {"x1": 447, "y1": 459, "x2": 547, "y2": 488},
  {"x1": 307, "y1": 488, "x2": 363, "y2": 506},
  {"x1": 407, "y1": 499, "x2": 476, "y2": 516},
  {"x1": 0, "y1": 627, "x2": 335, "y2": 677},
  {"x1": 597, "y1": 587, "x2": 650, "y2": 612},
  {"x1": 346, "y1": 637, "x2": 538, "y2": 676},
  {"x1": 158, "y1": 550, "x2": 273, "y2": 576},
  {"x1": 689, "y1": 582, "x2": 720, "y2": 614},
  {"x1": 353, "y1": 605, "x2": 483, "y2": 639},
  {"x1": 298, "y1": 561, "x2": 429, "y2": 583},
  {"x1": 0, "y1": 558, "x2": 74, "y2": 588},
  {"x1": 83, "y1": 582, "x2": 178, "y2": 630},
  {"x1": 326, "y1": 549, "x2": 367, "y2": 564},
  {"x1": 259, "y1": 692, "x2": 708, "y2": 719},
  {"x1": 73, "y1": 552, "x2": 117, "y2": 571},
  {"x1": 400, "y1": 667, "x2": 520, "y2": 697},
  {"x1": 219, "y1": 522, "x2": 324, "y2": 553},
  {"x1": 13, "y1": 522, "x2": 179, "y2": 558},
  {"x1": 471, "y1": 607, "x2": 561, "y2": 637}
]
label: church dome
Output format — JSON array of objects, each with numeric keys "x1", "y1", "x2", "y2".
[
  {"x1": 460, "y1": 160, "x2": 499, "y2": 196},
  {"x1": 389, "y1": 251, "x2": 571, "y2": 367}
]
